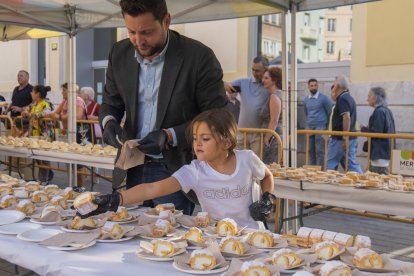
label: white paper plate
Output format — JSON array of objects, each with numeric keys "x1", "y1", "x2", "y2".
[
  {"x1": 29, "y1": 218, "x2": 58, "y2": 225},
  {"x1": 172, "y1": 262, "x2": 229, "y2": 274},
  {"x1": 97, "y1": 236, "x2": 134, "y2": 243},
  {"x1": 0, "y1": 222, "x2": 42, "y2": 235},
  {"x1": 0, "y1": 210, "x2": 26, "y2": 225},
  {"x1": 17, "y1": 228, "x2": 62, "y2": 242},
  {"x1": 47, "y1": 240, "x2": 96, "y2": 251},
  {"x1": 60, "y1": 226, "x2": 93, "y2": 233},
  {"x1": 136, "y1": 248, "x2": 174, "y2": 261}
]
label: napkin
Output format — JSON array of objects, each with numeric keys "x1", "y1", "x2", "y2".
[
  {"x1": 40, "y1": 232, "x2": 100, "y2": 247},
  {"x1": 31, "y1": 206, "x2": 75, "y2": 222},
  {"x1": 115, "y1": 139, "x2": 145, "y2": 170},
  {"x1": 99, "y1": 225, "x2": 134, "y2": 240}
]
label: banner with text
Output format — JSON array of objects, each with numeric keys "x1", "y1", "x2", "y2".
[{"x1": 392, "y1": 150, "x2": 414, "y2": 176}]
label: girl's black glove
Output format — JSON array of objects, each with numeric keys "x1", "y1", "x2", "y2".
[
  {"x1": 76, "y1": 191, "x2": 121, "y2": 218},
  {"x1": 249, "y1": 192, "x2": 276, "y2": 222}
]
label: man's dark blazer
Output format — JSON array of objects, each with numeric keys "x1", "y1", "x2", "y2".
[{"x1": 100, "y1": 30, "x2": 228, "y2": 175}]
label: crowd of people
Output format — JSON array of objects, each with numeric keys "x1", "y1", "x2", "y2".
[{"x1": 0, "y1": 0, "x2": 397, "y2": 228}]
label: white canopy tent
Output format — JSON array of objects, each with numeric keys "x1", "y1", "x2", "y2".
[{"x1": 0, "y1": 0, "x2": 381, "y2": 168}]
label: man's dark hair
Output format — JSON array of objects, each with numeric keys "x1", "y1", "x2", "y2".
[
  {"x1": 308, "y1": 78, "x2": 317, "y2": 84},
  {"x1": 253, "y1": 56, "x2": 269, "y2": 68},
  {"x1": 119, "y1": 0, "x2": 168, "y2": 23}
]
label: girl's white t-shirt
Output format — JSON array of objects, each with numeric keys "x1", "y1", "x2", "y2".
[{"x1": 173, "y1": 150, "x2": 266, "y2": 229}]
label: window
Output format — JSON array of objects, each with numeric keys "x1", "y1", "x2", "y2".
[
  {"x1": 326, "y1": 41, "x2": 335, "y2": 54},
  {"x1": 303, "y1": 45, "x2": 310, "y2": 60},
  {"x1": 263, "y1": 14, "x2": 281, "y2": 26},
  {"x1": 349, "y1": 19, "x2": 352, "y2": 32},
  {"x1": 319, "y1": 17, "x2": 324, "y2": 34},
  {"x1": 262, "y1": 39, "x2": 281, "y2": 57},
  {"x1": 327, "y1": 19, "x2": 336, "y2": 32},
  {"x1": 347, "y1": 41, "x2": 352, "y2": 55},
  {"x1": 304, "y1": 13, "x2": 310, "y2": 26}
]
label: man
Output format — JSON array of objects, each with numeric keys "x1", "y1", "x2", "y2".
[
  {"x1": 303, "y1": 78, "x2": 333, "y2": 167},
  {"x1": 10, "y1": 70, "x2": 33, "y2": 118},
  {"x1": 326, "y1": 75, "x2": 362, "y2": 173},
  {"x1": 224, "y1": 57, "x2": 269, "y2": 156},
  {"x1": 99, "y1": 0, "x2": 227, "y2": 215}
]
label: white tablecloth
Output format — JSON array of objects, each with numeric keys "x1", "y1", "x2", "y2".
[
  {"x1": 274, "y1": 180, "x2": 414, "y2": 218},
  {"x1": 0, "y1": 211, "x2": 224, "y2": 276}
]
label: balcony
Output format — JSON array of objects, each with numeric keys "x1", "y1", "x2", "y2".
[{"x1": 300, "y1": 26, "x2": 318, "y2": 41}]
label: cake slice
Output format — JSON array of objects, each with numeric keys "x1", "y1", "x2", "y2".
[
  {"x1": 247, "y1": 230, "x2": 274, "y2": 248},
  {"x1": 353, "y1": 248, "x2": 383, "y2": 269},
  {"x1": 220, "y1": 237, "x2": 245, "y2": 255},
  {"x1": 320, "y1": 260, "x2": 351, "y2": 276},
  {"x1": 241, "y1": 261, "x2": 270, "y2": 276},
  {"x1": 315, "y1": 241, "x2": 342, "y2": 260},
  {"x1": 271, "y1": 248, "x2": 301, "y2": 269},
  {"x1": 189, "y1": 249, "x2": 216, "y2": 270},
  {"x1": 216, "y1": 218, "x2": 238, "y2": 237},
  {"x1": 152, "y1": 240, "x2": 176, "y2": 257},
  {"x1": 184, "y1": 227, "x2": 203, "y2": 243}
]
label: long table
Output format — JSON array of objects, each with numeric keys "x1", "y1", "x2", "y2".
[
  {"x1": 273, "y1": 179, "x2": 414, "y2": 232},
  {"x1": 0, "y1": 145, "x2": 115, "y2": 170},
  {"x1": 0, "y1": 209, "x2": 225, "y2": 276}
]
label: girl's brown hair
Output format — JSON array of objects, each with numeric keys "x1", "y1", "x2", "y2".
[{"x1": 188, "y1": 108, "x2": 238, "y2": 152}]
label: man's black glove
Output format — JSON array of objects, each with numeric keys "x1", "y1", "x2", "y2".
[
  {"x1": 76, "y1": 191, "x2": 121, "y2": 218},
  {"x1": 137, "y1": 130, "x2": 167, "y2": 155},
  {"x1": 102, "y1": 119, "x2": 123, "y2": 149},
  {"x1": 249, "y1": 192, "x2": 276, "y2": 222}
]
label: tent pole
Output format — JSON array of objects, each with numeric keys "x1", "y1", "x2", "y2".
[
  {"x1": 281, "y1": 11, "x2": 289, "y2": 171},
  {"x1": 290, "y1": 1, "x2": 299, "y2": 234},
  {"x1": 68, "y1": 35, "x2": 77, "y2": 186}
]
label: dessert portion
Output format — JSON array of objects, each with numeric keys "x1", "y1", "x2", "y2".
[
  {"x1": 241, "y1": 261, "x2": 270, "y2": 276},
  {"x1": 320, "y1": 261, "x2": 351, "y2": 276},
  {"x1": 194, "y1": 212, "x2": 211, "y2": 228},
  {"x1": 152, "y1": 219, "x2": 172, "y2": 237},
  {"x1": 247, "y1": 230, "x2": 274, "y2": 248},
  {"x1": 220, "y1": 237, "x2": 245, "y2": 255},
  {"x1": 271, "y1": 248, "x2": 301, "y2": 269},
  {"x1": 73, "y1": 192, "x2": 98, "y2": 215},
  {"x1": 152, "y1": 240, "x2": 176, "y2": 257},
  {"x1": 184, "y1": 227, "x2": 204, "y2": 243},
  {"x1": 296, "y1": 227, "x2": 312, "y2": 247},
  {"x1": 61, "y1": 187, "x2": 79, "y2": 200},
  {"x1": 354, "y1": 235, "x2": 371, "y2": 248},
  {"x1": 101, "y1": 221, "x2": 123, "y2": 239},
  {"x1": 315, "y1": 241, "x2": 342, "y2": 260},
  {"x1": 155, "y1": 203, "x2": 175, "y2": 214},
  {"x1": 189, "y1": 249, "x2": 216, "y2": 270},
  {"x1": 31, "y1": 191, "x2": 49, "y2": 203},
  {"x1": 0, "y1": 184, "x2": 13, "y2": 196},
  {"x1": 13, "y1": 188, "x2": 30, "y2": 198},
  {"x1": 322, "y1": 231, "x2": 337, "y2": 242},
  {"x1": 110, "y1": 206, "x2": 130, "y2": 221},
  {"x1": 353, "y1": 248, "x2": 383, "y2": 269},
  {"x1": 44, "y1": 184, "x2": 60, "y2": 195},
  {"x1": 216, "y1": 218, "x2": 238, "y2": 237},
  {"x1": 339, "y1": 177, "x2": 353, "y2": 185},
  {"x1": 333, "y1": 233, "x2": 354, "y2": 247},
  {"x1": 68, "y1": 216, "x2": 97, "y2": 230},
  {"x1": 0, "y1": 195, "x2": 19, "y2": 208},
  {"x1": 50, "y1": 195, "x2": 68, "y2": 209},
  {"x1": 40, "y1": 205, "x2": 59, "y2": 219},
  {"x1": 16, "y1": 199, "x2": 36, "y2": 215},
  {"x1": 158, "y1": 210, "x2": 176, "y2": 225},
  {"x1": 25, "y1": 181, "x2": 41, "y2": 192},
  {"x1": 309, "y1": 228, "x2": 324, "y2": 244}
]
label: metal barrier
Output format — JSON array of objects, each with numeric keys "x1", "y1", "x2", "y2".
[
  {"x1": 0, "y1": 115, "x2": 15, "y2": 137},
  {"x1": 238, "y1": 128, "x2": 283, "y2": 165},
  {"x1": 298, "y1": 129, "x2": 414, "y2": 173}
]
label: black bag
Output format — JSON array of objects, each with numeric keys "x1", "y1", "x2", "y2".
[
  {"x1": 76, "y1": 105, "x2": 95, "y2": 145},
  {"x1": 362, "y1": 140, "x2": 368, "y2": 152}
]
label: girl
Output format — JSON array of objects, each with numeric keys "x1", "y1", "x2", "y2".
[
  {"x1": 89, "y1": 108, "x2": 274, "y2": 228},
  {"x1": 261, "y1": 67, "x2": 283, "y2": 164},
  {"x1": 21, "y1": 85, "x2": 54, "y2": 183}
]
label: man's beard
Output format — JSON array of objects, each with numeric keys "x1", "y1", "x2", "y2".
[
  {"x1": 135, "y1": 43, "x2": 164, "y2": 58},
  {"x1": 310, "y1": 89, "x2": 317, "y2": 95}
]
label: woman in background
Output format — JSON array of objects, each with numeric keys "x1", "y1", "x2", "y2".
[
  {"x1": 21, "y1": 85, "x2": 54, "y2": 183},
  {"x1": 360, "y1": 87, "x2": 395, "y2": 174},
  {"x1": 260, "y1": 67, "x2": 283, "y2": 164}
]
